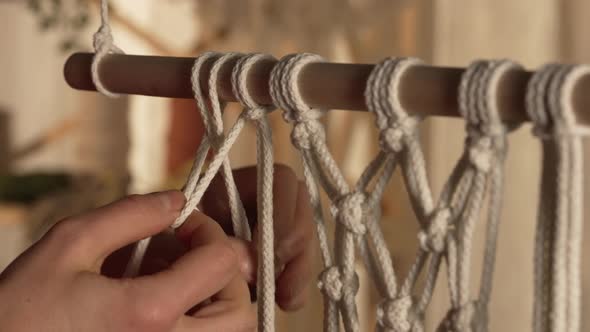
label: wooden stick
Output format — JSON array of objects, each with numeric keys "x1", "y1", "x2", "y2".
[{"x1": 64, "y1": 53, "x2": 590, "y2": 124}]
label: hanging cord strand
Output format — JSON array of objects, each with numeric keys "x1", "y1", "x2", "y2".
[
  {"x1": 231, "y1": 53, "x2": 277, "y2": 332},
  {"x1": 555, "y1": 65, "x2": 590, "y2": 332},
  {"x1": 437, "y1": 60, "x2": 520, "y2": 332},
  {"x1": 269, "y1": 53, "x2": 340, "y2": 332},
  {"x1": 526, "y1": 64, "x2": 562, "y2": 332},
  {"x1": 526, "y1": 63, "x2": 590, "y2": 332},
  {"x1": 271, "y1": 53, "x2": 363, "y2": 332},
  {"x1": 89, "y1": 0, "x2": 136, "y2": 277},
  {"x1": 204, "y1": 53, "x2": 252, "y2": 240},
  {"x1": 172, "y1": 53, "x2": 251, "y2": 234},
  {"x1": 123, "y1": 53, "x2": 251, "y2": 277},
  {"x1": 476, "y1": 61, "x2": 523, "y2": 318},
  {"x1": 91, "y1": 0, "x2": 123, "y2": 97},
  {"x1": 366, "y1": 57, "x2": 428, "y2": 332}
]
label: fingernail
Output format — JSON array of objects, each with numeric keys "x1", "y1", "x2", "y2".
[{"x1": 229, "y1": 239, "x2": 255, "y2": 282}]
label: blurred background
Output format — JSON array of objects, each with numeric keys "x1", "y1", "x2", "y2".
[{"x1": 0, "y1": 0, "x2": 589, "y2": 331}]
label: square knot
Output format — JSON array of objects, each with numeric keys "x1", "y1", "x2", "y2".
[
  {"x1": 437, "y1": 301, "x2": 478, "y2": 332},
  {"x1": 317, "y1": 267, "x2": 359, "y2": 302},
  {"x1": 290, "y1": 120, "x2": 325, "y2": 150},
  {"x1": 379, "y1": 117, "x2": 418, "y2": 154},
  {"x1": 418, "y1": 208, "x2": 452, "y2": 253},
  {"x1": 333, "y1": 192, "x2": 367, "y2": 235},
  {"x1": 467, "y1": 136, "x2": 494, "y2": 173},
  {"x1": 376, "y1": 296, "x2": 417, "y2": 332}
]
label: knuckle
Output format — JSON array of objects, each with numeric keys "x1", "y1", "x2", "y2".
[{"x1": 46, "y1": 217, "x2": 89, "y2": 255}]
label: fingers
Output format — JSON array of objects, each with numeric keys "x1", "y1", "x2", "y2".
[
  {"x1": 126, "y1": 212, "x2": 242, "y2": 318},
  {"x1": 176, "y1": 214, "x2": 256, "y2": 282},
  {"x1": 175, "y1": 302, "x2": 256, "y2": 332},
  {"x1": 201, "y1": 164, "x2": 299, "y2": 236},
  {"x1": 275, "y1": 184, "x2": 315, "y2": 310},
  {"x1": 269, "y1": 167, "x2": 301, "y2": 257},
  {"x1": 276, "y1": 251, "x2": 313, "y2": 311},
  {"x1": 274, "y1": 180, "x2": 312, "y2": 268},
  {"x1": 227, "y1": 238, "x2": 256, "y2": 283},
  {"x1": 102, "y1": 231, "x2": 186, "y2": 278},
  {"x1": 187, "y1": 214, "x2": 252, "y2": 310},
  {"x1": 201, "y1": 165, "x2": 316, "y2": 311},
  {"x1": 174, "y1": 213, "x2": 255, "y2": 332},
  {"x1": 44, "y1": 191, "x2": 185, "y2": 269}
]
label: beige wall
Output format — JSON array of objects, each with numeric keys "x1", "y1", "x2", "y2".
[{"x1": 0, "y1": 3, "x2": 129, "y2": 267}]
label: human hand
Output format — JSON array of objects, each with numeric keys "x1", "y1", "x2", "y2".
[
  {"x1": 102, "y1": 164, "x2": 316, "y2": 311},
  {"x1": 199, "y1": 165, "x2": 315, "y2": 311},
  {"x1": 0, "y1": 191, "x2": 255, "y2": 332}
]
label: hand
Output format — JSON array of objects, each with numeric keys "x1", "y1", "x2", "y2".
[
  {"x1": 103, "y1": 164, "x2": 315, "y2": 311},
  {"x1": 199, "y1": 164, "x2": 315, "y2": 311},
  {"x1": 0, "y1": 191, "x2": 256, "y2": 332}
]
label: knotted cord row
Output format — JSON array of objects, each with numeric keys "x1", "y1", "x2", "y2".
[{"x1": 90, "y1": 4, "x2": 588, "y2": 331}]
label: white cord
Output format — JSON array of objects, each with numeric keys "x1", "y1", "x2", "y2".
[{"x1": 526, "y1": 63, "x2": 590, "y2": 332}]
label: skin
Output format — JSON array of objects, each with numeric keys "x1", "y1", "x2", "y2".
[{"x1": 0, "y1": 165, "x2": 315, "y2": 332}]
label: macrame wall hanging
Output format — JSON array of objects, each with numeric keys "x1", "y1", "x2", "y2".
[{"x1": 68, "y1": 1, "x2": 590, "y2": 331}]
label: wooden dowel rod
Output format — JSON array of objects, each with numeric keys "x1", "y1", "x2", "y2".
[{"x1": 64, "y1": 52, "x2": 590, "y2": 124}]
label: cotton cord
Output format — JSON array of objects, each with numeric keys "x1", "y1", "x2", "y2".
[
  {"x1": 271, "y1": 53, "x2": 359, "y2": 332},
  {"x1": 269, "y1": 54, "x2": 421, "y2": 332},
  {"x1": 175, "y1": 52, "x2": 278, "y2": 332},
  {"x1": 91, "y1": 0, "x2": 123, "y2": 97},
  {"x1": 176, "y1": 52, "x2": 278, "y2": 332},
  {"x1": 366, "y1": 57, "x2": 429, "y2": 332},
  {"x1": 434, "y1": 60, "x2": 520, "y2": 332},
  {"x1": 91, "y1": 7, "x2": 279, "y2": 325},
  {"x1": 526, "y1": 63, "x2": 590, "y2": 332},
  {"x1": 231, "y1": 53, "x2": 277, "y2": 332},
  {"x1": 91, "y1": 0, "x2": 139, "y2": 278},
  {"x1": 87, "y1": 9, "x2": 585, "y2": 329}
]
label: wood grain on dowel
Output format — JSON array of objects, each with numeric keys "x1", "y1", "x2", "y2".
[{"x1": 64, "y1": 53, "x2": 590, "y2": 124}]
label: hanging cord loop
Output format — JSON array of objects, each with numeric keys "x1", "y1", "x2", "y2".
[
  {"x1": 436, "y1": 59, "x2": 522, "y2": 332},
  {"x1": 91, "y1": 0, "x2": 124, "y2": 97},
  {"x1": 365, "y1": 57, "x2": 424, "y2": 154},
  {"x1": 270, "y1": 53, "x2": 327, "y2": 150},
  {"x1": 365, "y1": 57, "x2": 430, "y2": 332},
  {"x1": 231, "y1": 53, "x2": 278, "y2": 332},
  {"x1": 271, "y1": 53, "x2": 366, "y2": 332},
  {"x1": 526, "y1": 63, "x2": 590, "y2": 332}
]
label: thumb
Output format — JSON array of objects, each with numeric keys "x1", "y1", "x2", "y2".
[{"x1": 70, "y1": 191, "x2": 185, "y2": 266}]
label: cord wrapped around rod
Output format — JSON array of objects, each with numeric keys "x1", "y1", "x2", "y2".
[{"x1": 64, "y1": 52, "x2": 590, "y2": 124}]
